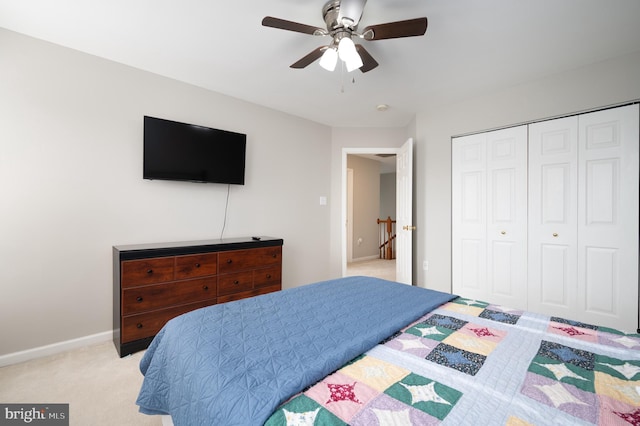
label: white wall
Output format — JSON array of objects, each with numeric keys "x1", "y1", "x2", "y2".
[
  {"x1": 0, "y1": 29, "x2": 332, "y2": 357},
  {"x1": 346, "y1": 155, "x2": 381, "y2": 260},
  {"x1": 379, "y1": 173, "x2": 396, "y2": 220},
  {"x1": 416, "y1": 50, "x2": 640, "y2": 293}
]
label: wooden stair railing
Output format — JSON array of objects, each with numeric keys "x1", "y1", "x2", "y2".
[{"x1": 377, "y1": 216, "x2": 396, "y2": 260}]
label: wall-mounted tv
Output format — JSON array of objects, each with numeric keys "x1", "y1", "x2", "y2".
[{"x1": 143, "y1": 116, "x2": 246, "y2": 185}]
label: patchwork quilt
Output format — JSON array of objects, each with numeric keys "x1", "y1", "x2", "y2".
[{"x1": 266, "y1": 298, "x2": 640, "y2": 425}]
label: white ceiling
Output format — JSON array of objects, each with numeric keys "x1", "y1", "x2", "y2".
[{"x1": 1, "y1": 0, "x2": 640, "y2": 127}]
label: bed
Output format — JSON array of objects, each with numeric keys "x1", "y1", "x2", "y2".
[{"x1": 136, "y1": 276, "x2": 640, "y2": 425}]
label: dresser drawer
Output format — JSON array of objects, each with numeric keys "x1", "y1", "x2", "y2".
[
  {"x1": 122, "y1": 277, "x2": 216, "y2": 315},
  {"x1": 175, "y1": 253, "x2": 217, "y2": 279},
  {"x1": 252, "y1": 246, "x2": 282, "y2": 266},
  {"x1": 218, "y1": 271, "x2": 253, "y2": 296},
  {"x1": 254, "y1": 266, "x2": 281, "y2": 289},
  {"x1": 121, "y1": 300, "x2": 215, "y2": 343},
  {"x1": 121, "y1": 257, "x2": 175, "y2": 287},
  {"x1": 218, "y1": 247, "x2": 282, "y2": 273}
]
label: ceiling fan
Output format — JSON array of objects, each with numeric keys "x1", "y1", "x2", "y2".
[{"x1": 262, "y1": 0, "x2": 428, "y2": 73}]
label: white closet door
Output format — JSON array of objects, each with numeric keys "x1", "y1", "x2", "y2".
[
  {"x1": 485, "y1": 127, "x2": 528, "y2": 309},
  {"x1": 577, "y1": 105, "x2": 639, "y2": 331},
  {"x1": 528, "y1": 116, "x2": 579, "y2": 317},
  {"x1": 452, "y1": 133, "x2": 487, "y2": 300},
  {"x1": 453, "y1": 126, "x2": 528, "y2": 308}
]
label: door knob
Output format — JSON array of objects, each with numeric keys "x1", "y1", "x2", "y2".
[{"x1": 403, "y1": 225, "x2": 416, "y2": 231}]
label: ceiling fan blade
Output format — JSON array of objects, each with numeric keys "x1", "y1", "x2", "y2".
[
  {"x1": 362, "y1": 17, "x2": 428, "y2": 40},
  {"x1": 338, "y1": 0, "x2": 367, "y2": 27},
  {"x1": 262, "y1": 16, "x2": 327, "y2": 36},
  {"x1": 290, "y1": 46, "x2": 326, "y2": 69},
  {"x1": 355, "y1": 44, "x2": 378, "y2": 73}
]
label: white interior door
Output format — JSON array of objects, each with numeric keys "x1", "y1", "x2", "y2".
[
  {"x1": 577, "y1": 105, "x2": 639, "y2": 331},
  {"x1": 528, "y1": 116, "x2": 579, "y2": 318},
  {"x1": 452, "y1": 133, "x2": 487, "y2": 299},
  {"x1": 485, "y1": 126, "x2": 528, "y2": 309},
  {"x1": 396, "y1": 138, "x2": 414, "y2": 284}
]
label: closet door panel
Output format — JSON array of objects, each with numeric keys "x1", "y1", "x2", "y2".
[
  {"x1": 452, "y1": 134, "x2": 487, "y2": 299},
  {"x1": 528, "y1": 116, "x2": 578, "y2": 317},
  {"x1": 459, "y1": 171, "x2": 486, "y2": 292},
  {"x1": 585, "y1": 247, "x2": 617, "y2": 314},
  {"x1": 491, "y1": 240, "x2": 516, "y2": 296},
  {"x1": 578, "y1": 104, "x2": 639, "y2": 331},
  {"x1": 486, "y1": 127, "x2": 528, "y2": 309},
  {"x1": 540, "y1": 244, "x2": 570, "y2": 306},
  {"x1": 459, "y1": 239, "x2": 485, "y2": 291}
]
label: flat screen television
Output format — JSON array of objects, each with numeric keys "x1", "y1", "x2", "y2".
[{"x1": 143, "y1": 116, "x2": 246, "y2": 185}]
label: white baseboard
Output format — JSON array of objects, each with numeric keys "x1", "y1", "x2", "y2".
[
  {"x1": 0, "y1": 331, "x2": 112, "y2": 367},
  {"x1": 349, "y1": 255, "x2": 380, "y2": 263}
]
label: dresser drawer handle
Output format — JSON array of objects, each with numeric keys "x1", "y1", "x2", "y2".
[
  {"x1": 136, "y1": 323, "x2": 143, "y2": 329},
  {"x1": 146, "y1": 269, "x2": 153, "y2": 274},
  {"x1": 272, "y1": 254, "x2": 277, "y2": 258},
  {"x1": 226, "y1": 259, "x2": 233, "y2": 264},
  {"x1": 203, "y1": 285, "x2": 209, "y2": 291},
  {"x1": 233, "y1": 280, "x2": 240, "y2": 285},
  {"x1": 266, "y1": 274, "x2": 272, "y2": 279},
  {"x1": 136, "y1": 296, "x2": 143, "y2": 303},
  {"x1": 195, "y1": 263, "x2": 201, "y2": 268}
]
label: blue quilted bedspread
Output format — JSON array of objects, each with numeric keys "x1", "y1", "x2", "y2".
[{"x1": 136, "y1": 276, "x2": 455, "y2": 425}]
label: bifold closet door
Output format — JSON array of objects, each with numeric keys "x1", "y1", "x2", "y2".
[
  {"x1": 578, "y1": 105, "x2": 638, "y2": 331},
  {"x1": 452, "y1": 126, "x2": 528, "y2": 309},
  {"x1": 529, "y1": 104, "x2": 639, "y2": 331},
  {"x1": 528, "y1": 116, "x2": 579, "y2": 319}
]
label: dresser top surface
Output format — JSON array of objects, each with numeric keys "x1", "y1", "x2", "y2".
[{"x1": 114, "y1": 237, "x2": 283, "y2": 260}]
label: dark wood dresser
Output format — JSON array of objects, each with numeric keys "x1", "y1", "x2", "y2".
[{"x1": 113, "y1": 237, "x2": 283, "y2": 357}]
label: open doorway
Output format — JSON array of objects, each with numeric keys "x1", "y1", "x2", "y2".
[
  {"x1": 341, "y1": 140, "x2": 414, "y2": 284},
  {"x1": 345, "y1": 153, "x2": 397, "y2": 281}
]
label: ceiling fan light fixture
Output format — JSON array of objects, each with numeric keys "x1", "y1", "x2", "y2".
[
  {"x1": 319, "y1": 47, "x2": 338, "y2": 71},
  {"x1": 344, "y1": 54, "x2": 363, "y2": 72},
  {"x1": 337, "y1": 36, "x2": 363, "y2": 72},
  {"x1": 337, "y1": 36, "x2": 356, "y2": 61}
]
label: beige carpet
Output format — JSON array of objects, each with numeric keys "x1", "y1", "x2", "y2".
[
  {"x1": 0, "y1": 341, "x2": 161, "y2": 425},
  {"x1": 346, "y1": 258, "x2": 396, "y2": 281}
]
